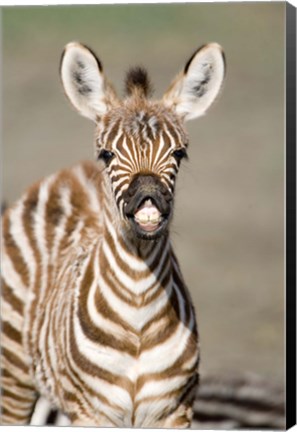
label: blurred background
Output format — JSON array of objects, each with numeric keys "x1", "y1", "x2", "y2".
[{"x1": 3, "y1": 0, "x2": 284, "y2": 406}]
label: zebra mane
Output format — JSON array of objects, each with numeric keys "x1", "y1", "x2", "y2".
[{"x1": 124, "y1": 66, "x2": 153, "y2": 98}]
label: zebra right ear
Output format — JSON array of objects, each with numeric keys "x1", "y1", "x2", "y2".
[
  {"x1": 163, "y1": 43, "x2": 226, "y2": 121},
  {"x1": 60, "y1": 42, "x2": 118, "y2": 122}
]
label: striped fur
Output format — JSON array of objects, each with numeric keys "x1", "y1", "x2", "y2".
[
  {"x1": 1, "y1": 42, "x2": 226, "y2": 427},
  {"x1": 28, "y1": 373, "x2": 285, "y2": 429}
]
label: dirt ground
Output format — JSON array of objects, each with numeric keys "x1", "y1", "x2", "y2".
[{"x1": 2, "y1": 3, "x2": 285, "y2": 385}]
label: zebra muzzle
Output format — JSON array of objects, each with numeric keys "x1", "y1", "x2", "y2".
[{"x1": 123, "y1": 174, "x2": 172, "y2": 238}]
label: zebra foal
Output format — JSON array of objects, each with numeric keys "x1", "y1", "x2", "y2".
[{"x1": 1, "y1": 42, "x2": 225, "y2": 427}]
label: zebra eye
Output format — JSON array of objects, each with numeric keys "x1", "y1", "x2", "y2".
[
  {"x1": 98, "y1": 149, "x2": 115, "y2": 164},
  {"x1": 173, "y1": 148, "x2": 188, "y2": 160}
]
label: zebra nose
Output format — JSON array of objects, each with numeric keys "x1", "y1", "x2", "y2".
[
  {"x1": 124, "y1": 174, "x2": 159, "y2": 200},
  {"x1": 123, "y1": 174, "x2": 172, "y2": 217}
]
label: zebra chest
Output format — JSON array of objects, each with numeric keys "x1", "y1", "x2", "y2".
[{"x1": 76, "y1": 320, "x2": 195, "y2": 427}]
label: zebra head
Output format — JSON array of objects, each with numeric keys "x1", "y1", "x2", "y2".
[{"x1": 60, "y1": 42, "x2": 225, "y2": 240}]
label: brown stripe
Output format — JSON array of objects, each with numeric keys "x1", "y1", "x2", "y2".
[
  {"x1": 1, "y1": 347, "x2": 29, "y2": 373},
  {"x1": 94, "y1": 272, "x2": 137, "y2": 337},
  {"x1": 22, "y1": 183, "x2": 42, "y2": 360},
  {"x1": 44, "y1": 177, "x2": 65, "y2": 252},
  {"x1": 137, "y1": 355, "x2": 198, "y2": 394},
  {"x1": 135, "y1": 373, "x2": 198, "y2": 414},
  {"x1": 64, "y1": 390, "x2": 90, "y2": 418},
  {"x1": 135, "y1": 369, "x2": 190, "y2": 397},
  {"x1": 141, "y1": 284, "x2": 181, "y2": 351},
  {"x1": 42, "y1": 305, "x2": 58, "y2": 397},
  {"x1": 134, "y1": 387, "x2": 186, "y2": 413},
  {"x1": 1, "y1": 388, "x2": 34, "y2": 404},
  {"x1": 141, "y1": 259, "x2": 171, "y2": 306},
  {"x1": 1, "y1": 281, "x2": 23, "y2": 315},
  {"x1": 1, "y1": 321, "x2": 22, "y2": 345},
  {"x1": 2, "y1": 213, "x2": 30, "y2": 288}
]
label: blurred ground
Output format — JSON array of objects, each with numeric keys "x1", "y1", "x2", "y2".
[{"x1": 2, "y1": 3, "x2": 284, "y2": 384}]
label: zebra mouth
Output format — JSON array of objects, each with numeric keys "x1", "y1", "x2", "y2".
[
  {"x1": 133, "y1": 198, "x2": 163, "y2": 232},
  {"x1": 126, "y1": 197, "x2": 170, "y2": 238}
]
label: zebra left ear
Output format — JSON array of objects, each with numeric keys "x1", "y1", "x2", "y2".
[
  {"x1": 60, "y1": 42, "x2": 118, "y2": 122},
  {"x1": 163, "y1": 43, "x2": 226, "y2": 121}
]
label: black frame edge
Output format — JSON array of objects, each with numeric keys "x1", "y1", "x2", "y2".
[{"x1": 286, "y1": 1, "x2": 297, "y2": 430}]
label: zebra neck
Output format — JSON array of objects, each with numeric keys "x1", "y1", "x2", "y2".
[
  {"x1": 103, "y1": 210, "x2": 170, "y2": 267},
  {"x1": 99, "y1": 207, "x2": 172, "y2": 298}
]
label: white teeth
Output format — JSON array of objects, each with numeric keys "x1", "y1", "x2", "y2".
[
  {"x1": 134, "y1": 214, "x2": 161, "y2": 225},
  {"x1": 134, "y1": 201, "x2": 162, "y2": 226},
  {"x1": 136, "y1": 214, "x2": 150, "y2": 224}
]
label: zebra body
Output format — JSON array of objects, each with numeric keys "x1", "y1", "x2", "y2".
[{"x1": 1, "y1": 42, "x2": 226, "y2": 427}]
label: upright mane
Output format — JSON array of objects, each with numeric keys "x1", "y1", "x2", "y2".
[{"x1": 124, "y1": 66, "x2": 153, "y2": 98}]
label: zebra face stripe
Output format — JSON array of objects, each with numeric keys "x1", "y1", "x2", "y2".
[{"x1": 96, "y1": 104, "x2": 188, "y2": 239}]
